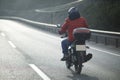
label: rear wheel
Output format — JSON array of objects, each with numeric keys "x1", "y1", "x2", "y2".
[
  {"x1": 74, "y1": 53, "x2": 82, "y2": 74},
  {"x1": 65, "y1": 54, "x2": 72, "y2": 69},
  {"x1": 66, "y1": 60, "x2": 71, "y2": 69},
  {"x1": 74, "y1": 63, "x2": 82, "y2": 74}
]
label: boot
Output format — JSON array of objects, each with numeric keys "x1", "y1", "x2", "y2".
[{"x1": 61, "y1": 54, "x2": 68, "y2": 61}]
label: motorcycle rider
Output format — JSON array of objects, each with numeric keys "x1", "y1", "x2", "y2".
[{"x1": 59, "y1": 7, "x2": 92, "y2": 61}]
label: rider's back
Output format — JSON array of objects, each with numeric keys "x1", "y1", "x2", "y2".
[{"x1": 61, "y1": 17, "x2": 88, "y2": 42}]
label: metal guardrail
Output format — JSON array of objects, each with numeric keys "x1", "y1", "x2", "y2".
[
  {"x1": 0, "y1": 16, "x2": 120, "y2": 48},
  {"x1": 90, "y1": 30, "x2": 120, "y2": 48},
  {"x1": 90, "y1": 29, "x2": 120, "y2": 47}
]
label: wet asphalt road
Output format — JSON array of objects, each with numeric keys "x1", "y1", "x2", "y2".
[{"x1": 0, "y1": 19, "x2": 120, "y2": 80}]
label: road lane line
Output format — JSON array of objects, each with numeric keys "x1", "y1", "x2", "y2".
[
  {"x1": 8, "y1": 41, "x2": 16, "y2": 48},
  {"x1": 90, "y1": 47, "x2": 120, "y2": 57},
  {"x1": 29, "y1": 64, "x2": 51, "y2": 80},
  {"x1": 1, "y1": 32, "x2": 6, "y2": 37}
]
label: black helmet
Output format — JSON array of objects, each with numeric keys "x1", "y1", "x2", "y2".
[
  {"x1": 68, "y1": 7, "x2": 79, "y2": 15},
  {"x1": 68, "y1": 7, "x2": 80, "y2": 20}
]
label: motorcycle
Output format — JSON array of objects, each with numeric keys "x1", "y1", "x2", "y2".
[
  {"x1": 57, "y1": 24, "x2": 92, "y2": 74},
  {"x1": 66, "y1": 28, "x2": 92, "y2": 74}
]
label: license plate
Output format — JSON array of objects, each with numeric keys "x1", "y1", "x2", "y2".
[{"x1": 76, "y1": 45, "x2": 86, "y2": 51}]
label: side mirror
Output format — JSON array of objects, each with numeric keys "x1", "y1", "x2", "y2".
[{"x1": 56, "y1": 24, "x2": 61, "y2": 28}]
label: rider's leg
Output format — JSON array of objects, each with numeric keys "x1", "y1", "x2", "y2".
[
  {"x1": 61, "y1": 39, "x2": 69, "y2": 54},
  {"x1": 61, "y1": 39, "x2": 71, "y2": 61}
]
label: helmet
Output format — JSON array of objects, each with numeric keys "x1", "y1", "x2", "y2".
[
  {"x1": 68, "y1": 7, "x2": 79, "y2": 15},
  {"x1": 68, "y1": 7, "x2": 80, "y2": 20}
]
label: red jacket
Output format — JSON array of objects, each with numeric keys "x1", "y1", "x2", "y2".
[{"x1": 59, "y1": 17, "x2": 88, "y2": 42}]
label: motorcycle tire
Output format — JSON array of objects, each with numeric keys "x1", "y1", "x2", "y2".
[
  {"x1": 74, "y1": 53, "x2": 82, "y2": 74},
  {"x1": 65, "y1": 56, "x2": 72, "y2": 69}
]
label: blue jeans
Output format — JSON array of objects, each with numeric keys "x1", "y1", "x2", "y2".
[{"x1": 61, "y1": 39, "x2": 72, "y2": 55}]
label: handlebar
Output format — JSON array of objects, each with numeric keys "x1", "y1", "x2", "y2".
[
  {"x1": 60, "y1": 32, "x2": 68, "y2": 38},
  {"x1": 56, "y1": 24, "x2": 61, "y2": 28}
]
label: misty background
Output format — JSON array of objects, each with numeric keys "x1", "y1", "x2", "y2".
[{"x1": 0, "y1": 0, "x2": 120, "y2": 32}]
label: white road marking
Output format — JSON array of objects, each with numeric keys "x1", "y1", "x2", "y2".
[
  {"x1": 8, "y1": 41, "x2": 16, "y2": 48},
  {"x1": 1, "y1": 32, "x2": 6, "y2": 37},
  {"x1": 29, "y1": 64, "x2": 51, "y2": 80},
  {"x1": 90, "y1": 47, "x2": 120, "y2": 57}
]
